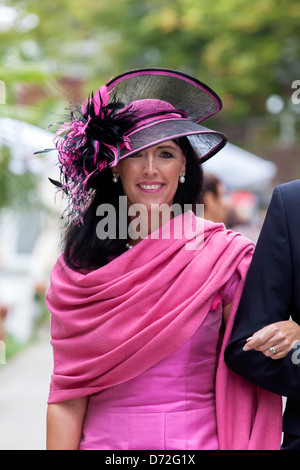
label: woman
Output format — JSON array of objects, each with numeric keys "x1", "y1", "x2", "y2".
[{"x1": 45, "y1": 68, "x2": 282, "y2": 450}]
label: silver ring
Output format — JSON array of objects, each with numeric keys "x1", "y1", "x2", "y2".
[{"x1": 269, "y1": 346, "x2": 277, "y2": 355}]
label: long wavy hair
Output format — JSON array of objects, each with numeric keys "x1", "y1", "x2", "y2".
[{"x1": 62, "y1": 137, "x2": 204, "y2": 271}]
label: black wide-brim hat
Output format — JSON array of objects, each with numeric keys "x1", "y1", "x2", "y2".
[
  {"x1": 44, "y1": 67, "x2": 227, "y2": 224},
  {"x1": 106, "y1": 67, "x2": 227, "y2": 163}
]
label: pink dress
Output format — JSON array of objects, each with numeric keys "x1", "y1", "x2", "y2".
[{"x1": 79, "y1": 273, "x2": 239, "y2": 450}]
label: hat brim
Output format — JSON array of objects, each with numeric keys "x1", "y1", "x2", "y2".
[
  {"x1": 107, "y1": 68, "x2": 222, "y2": 124},
  {"x1": 115, "y1": 120, "x2": 227, "y2": 165}
]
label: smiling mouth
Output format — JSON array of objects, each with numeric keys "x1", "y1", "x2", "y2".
[{"x1": 137, "y1": 183, "x2": 165, "y2": 192}]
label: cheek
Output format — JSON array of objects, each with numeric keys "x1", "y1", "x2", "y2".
[
  {"x1": 117, "y1": 161, "x2": 137, "y2": 183},
  {"x1": 117, "y1": 162, "x2": 141, "y2": 200},
  {"x1": 168, "y1": 163, "x2": 183, "y2": 184}
]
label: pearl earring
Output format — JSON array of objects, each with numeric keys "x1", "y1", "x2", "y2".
[
  {"x1": 179, "y1": 173, "x2": 185, "y2": 183},
  {"x1": 112, "y1": 173, "x2": 119, "y2": 183}
]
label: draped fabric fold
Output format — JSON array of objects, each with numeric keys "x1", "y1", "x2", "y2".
[{"x1": 46, "y1": 211, "x2": 282, "y2": 449}]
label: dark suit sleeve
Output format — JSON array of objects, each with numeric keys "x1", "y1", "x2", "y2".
[{"x1": 225, "y1": 183, "x2": 300, "y2": 399}]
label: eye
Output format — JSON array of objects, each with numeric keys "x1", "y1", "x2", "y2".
[
  {"x1": 129, "y1": 152, "x2": 143, "y2": 159},
  {"x1": 160, "y1": 151, "x2": 174, "y2": 159}
]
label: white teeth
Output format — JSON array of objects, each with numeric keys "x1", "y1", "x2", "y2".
[{"x1": 139, "y1": 184, "x2": 162, "y2": 190}]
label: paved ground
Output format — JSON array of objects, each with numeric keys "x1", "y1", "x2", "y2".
[{"x1": 0, "y1": 330, "x2": 53, "y2": 450}]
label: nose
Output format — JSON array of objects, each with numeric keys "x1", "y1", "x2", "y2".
[{"x1": 142, "y1": 154, "x2": 158, "y2": 176}]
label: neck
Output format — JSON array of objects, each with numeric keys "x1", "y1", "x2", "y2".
[{"x1": 127, "y1": 205, "x2": 175, "y2": 245}]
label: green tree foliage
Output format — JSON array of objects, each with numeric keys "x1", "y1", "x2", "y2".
[
  {"x1": 0, "y1": 146, "x2": 37, "y2": 210},
  {"x1": 2, "y1": 0, "x2": 299, "y2": 118}
]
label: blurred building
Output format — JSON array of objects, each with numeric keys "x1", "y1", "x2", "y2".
[{"x1": 0, "y1": 117, "x2": 61, "y2": 343}]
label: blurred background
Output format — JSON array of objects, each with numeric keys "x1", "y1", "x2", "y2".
[{"x1": 0, "y1": 0, "x2": 299, "y2": 449}]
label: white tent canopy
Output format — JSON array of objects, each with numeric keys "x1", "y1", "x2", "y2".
[
  {"x1": 0, "y1": 117, "x2": 277, "y2": 191},
  {"x1": 203, "y1": 141, "x2": 277, "y2": 191},
  {"x1": 0, "y1": 117, "x2": 57, "y2": 176}
]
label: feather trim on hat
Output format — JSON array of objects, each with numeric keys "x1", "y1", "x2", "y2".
[{"x1": 36, "y1": 86, "x2": 136, "y2": 225}]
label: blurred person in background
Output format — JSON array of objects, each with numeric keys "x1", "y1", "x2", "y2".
[
  {"x1": 197, "y1": 174, "x2": 260, "y2": 243},
  {"x1": 196, "y1": 173, "x2": 228, "y2": 223},
  {"x1": 0, "y1": 304, "x2": 7, "y2": 342},
  {"x1": 43, "y1": 68, "x2": 282, "y2": 450}
]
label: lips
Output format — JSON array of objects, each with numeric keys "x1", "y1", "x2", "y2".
[{"x1": 137, "y1": 182, "x2": 165, "y2": 193}]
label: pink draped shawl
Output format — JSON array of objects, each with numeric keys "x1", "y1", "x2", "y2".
[{"x1": 46, "y1": 211, "x2": 282, "y2": 450}]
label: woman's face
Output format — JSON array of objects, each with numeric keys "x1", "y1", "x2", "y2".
[{"x1": 114, "y1": 140, "x2": 186, "y2": 212}]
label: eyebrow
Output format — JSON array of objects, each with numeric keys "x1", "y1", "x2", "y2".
[{"x1": 156, "y1": 144, "x2": 178, "y2": 151}]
